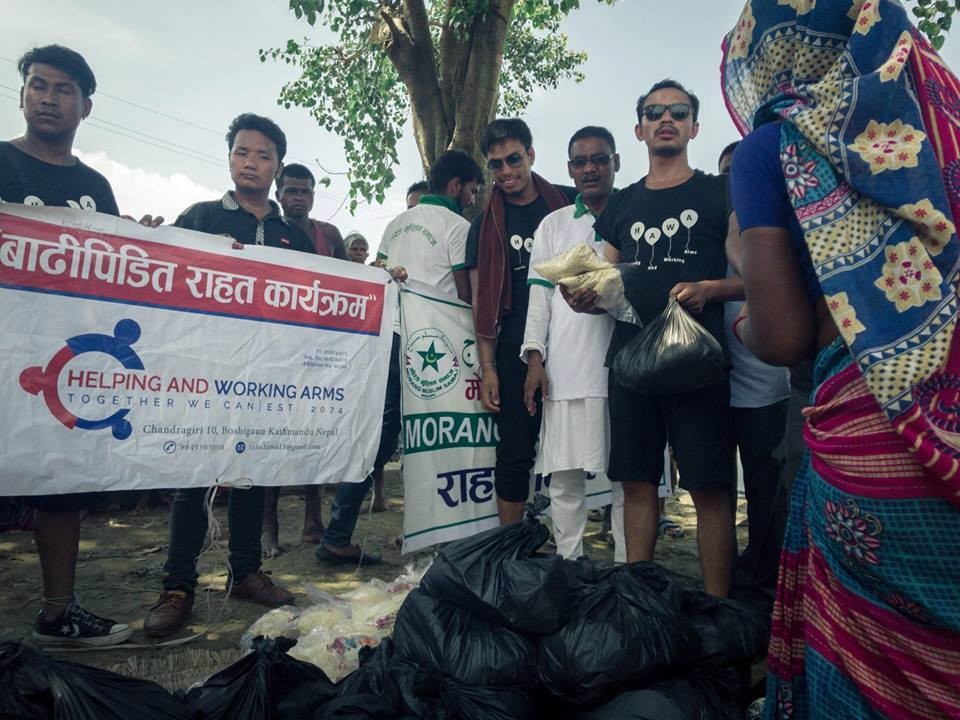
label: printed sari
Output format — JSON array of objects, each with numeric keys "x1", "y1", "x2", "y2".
[{"x1": 721, "y1": 1, "x2": 960, "y2": 717}]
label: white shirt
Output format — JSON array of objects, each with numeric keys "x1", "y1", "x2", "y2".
[
  {"x1": 378, "y1": 198, "x2": 469, "y2": 330},
  {"x1": 523, "y1": 202, "x2": 614, "y2": 400},
  {"x1": 724, "y1": 295, "x2": 790, "y2": 408},
  {"x1": 377, "y1": 199, "x2": 469, "y2": 296}
]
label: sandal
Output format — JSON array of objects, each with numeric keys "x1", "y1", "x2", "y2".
[{"x1": 658, "y1": 517, "x2": 685, "y2": 539}]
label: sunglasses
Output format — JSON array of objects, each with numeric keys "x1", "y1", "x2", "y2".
[
  {"x1": 487, "y1": 152, "x2": 526, "y2": 171},
  {"x1": 642, "y1": 103, "x2": 693, "y2": 122},
  {"x1": 568, "y1": 154, "x2": 612, "y2": 170}
]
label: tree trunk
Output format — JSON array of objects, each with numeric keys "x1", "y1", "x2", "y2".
[
  {"x1": 377, "y1": 0, "x2": 449, "y2": 175},
  {"x1": 382, "y1": 0, "x2": 516, "y2": 213}
]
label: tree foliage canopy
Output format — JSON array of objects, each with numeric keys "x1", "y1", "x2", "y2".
[{"x1": 262, "y1": 0, "x2": 612, "y2": 211}]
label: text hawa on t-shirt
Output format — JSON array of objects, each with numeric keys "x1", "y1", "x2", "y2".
[{"x1": 594, "y1": 170, "x2": 730, "y2": 365}]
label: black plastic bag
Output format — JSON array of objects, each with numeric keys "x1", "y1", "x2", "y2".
[
  {"x1": 331, "y1": 637, "x2": 534, "y2": 720},
  {"x1": 570, "y1": 670, "x2": 743, "y2": 720},
  {"x1": 392, "y1": 588, "x2": 537, "y2": 688},
  {"x1": 420, "y1": 500, "x2": 582, "y2": 634},
  {"x1": 437, "y1": 681, "x2": 535, "y2": 720},
  {"x1": 612, "y1": 296, "x2": 724, "y2": 395},
  {"x1": 647, "y1": 668, "x2": 745, "y2": 720},
  {"x1": 0, "y1": 641, "x2": 189, "y2": 720},
  {"x1": 185, "y1": 635, "x2": 336, "y2": 720},
  {"x1": 569, "y1": 689, "x2": 686, "y2": 720},
  {"x1": 681, "y1": 590, "x2": 771, "y2": 668},
  {"x1": 310, "y1": 694, "x2": 403, "y2": 720},
  {"x1": 329, "y1": 639, "x2": 428, "y2": 719},
  {"x1": 537, "y1": 568, "x2": 700, "y2": 705}
]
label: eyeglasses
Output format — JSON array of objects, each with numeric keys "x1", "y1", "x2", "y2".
[
  {"x1": 642, "y1": 103, "x2": 693, "y2": 122},
  {"x1": 568, "y1": 154, "x2": 612, "y2": 170},
  {"x1": 487, "y1": 152, "x2": 526, "y2": 171}
]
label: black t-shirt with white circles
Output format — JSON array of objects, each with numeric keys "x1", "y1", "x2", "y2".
[
  {"x1": 0, "y1": 141, "x2": 119, "y2": 215},
  {"x1": 594, "y1": 170, "x2": 730, "y2": 364}
]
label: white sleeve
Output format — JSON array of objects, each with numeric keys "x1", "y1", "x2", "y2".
[
  {"x1": 522, "y1": 219, "x2": 554, "y2": 363},
  {"x1": 526, "y1": 218, "x2": 554, "y2": 288},
  {"x1": 377, "y1": 221, "x2": 393, "y2": 262},
  {"x1": 521, "y1": 279, "x2": 554, "y2": 364},
  {"x1": 448, "y1": 218, "x2": 469, "y2": 270}
]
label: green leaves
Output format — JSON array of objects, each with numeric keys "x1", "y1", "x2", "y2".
[
  {"x1": 908, "y1": 0, "x2": 958, "y2": 49},
  {"x1": 265, "y1": 0, "x2": 614, "y2": 210}
]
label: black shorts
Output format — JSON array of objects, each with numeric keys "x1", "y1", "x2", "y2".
[
  {"x1": 607, "y1": 375, "x2": 735, "y2": 491},
  {"x1": 25, "y1": 492, "x2": 105, "y2": 513}
]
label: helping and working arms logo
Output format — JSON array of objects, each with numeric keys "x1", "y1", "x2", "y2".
[{"x1": 19, "y1": 319, "x2": 143, "y2": 440}]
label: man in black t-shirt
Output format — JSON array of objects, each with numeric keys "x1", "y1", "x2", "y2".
[
  {"x1": 465, "y1": 119, "x2": 570, "y2": 524},
  {"x1": 144, "y1": 114, "x2": 311, "y2": 639},
  {"x1": 571, "y1": 80, "x2": 741, "y2": 597},
  {"x1": 0, "y1": 44, "x2": 166, "y2": 648},
  {"x1": 1, "y1": 44, "x2": 138, "y2": 648}
]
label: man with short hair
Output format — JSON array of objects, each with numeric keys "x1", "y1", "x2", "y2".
[
  {"x1": 405, "y1": 180, "x2": 428, "y2": 210},
  {"x1": 1, "y1": 44, "x2": 135, "y2": 648},
  {"x1": 571, "y1": 80, "x2": 740, "y2": 596},
  {"x1": 466, "y1": 118, "x2": 570, "y2": 524},
  {"x1": 379, "y1": 149, "x2": 480, "y2": 301},
  {"x1": 260, "y1": 162, "x2": 349, "y2": 557},
  {"x1": 276, "y1": 163, "x2": 348, "y2": 260},
  {"x1": 314, "y1": 150, "x2": 481, "y2": 565},
  {"x1": 144, "y1": 113, "x2": 310, "y2": 638},
  {"x1": 522, "y1": 126, "x2": 623, "y2": 559}
]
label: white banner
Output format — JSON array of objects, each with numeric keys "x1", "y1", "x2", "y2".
[
  {"x1": 0, "y1": 203, "x2": 395, "y2": 495},
  {"x1": 399, "y1": 280, "x2": 499, "y2": 554}
]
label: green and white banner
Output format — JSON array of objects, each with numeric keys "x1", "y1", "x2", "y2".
[{"x1": 400, "y1": 280, "x2": 499, "y2": 554}]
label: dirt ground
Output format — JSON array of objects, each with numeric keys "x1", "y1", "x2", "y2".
[{"x1": 0, "y1": 464, "x2": 749, "y2": 688}]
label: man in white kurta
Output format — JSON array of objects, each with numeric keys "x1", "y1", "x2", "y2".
[{"x1": 521, "y1": 127, "x2": 624, "y2": 560}]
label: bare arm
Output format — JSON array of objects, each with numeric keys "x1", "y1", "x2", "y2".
[
  {"x1": 454, "y1": 268, "x2": 471, "y2": 304},
  {"x1": 671, "y1": 275, "x2": 744, "y2": 313},
  {"x1": 476, "y1": 335, "x2": 500, "y2": 413},
  {"x1": 737, "y1": 226, "x2": 815, "y2": 365},
  {"x1": 725, "y1": 212, "x2": 743, "y2": 276},
  {"x1": 603, "y1": 242, "x2": 621, "y2": 264}
]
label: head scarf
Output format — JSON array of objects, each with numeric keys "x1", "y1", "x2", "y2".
[{"x1": 722, "y1": 0, "x2": 960, "y2": 504}]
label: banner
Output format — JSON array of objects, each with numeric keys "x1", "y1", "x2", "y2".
[
  {"x1": 399, "y1": 281, "x2": 499, "y2": 553},
  {"x1": 0, "y1": 203, "x2": 395, "y2": 495}
]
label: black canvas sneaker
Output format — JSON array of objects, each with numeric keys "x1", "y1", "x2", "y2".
[{"x1": 32, "y1": 603, "x2": 132, "y2": 647}]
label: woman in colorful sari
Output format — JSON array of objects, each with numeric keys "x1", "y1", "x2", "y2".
[{"x1": 721, "y1": 1, "x2": 960, "y2": 718}]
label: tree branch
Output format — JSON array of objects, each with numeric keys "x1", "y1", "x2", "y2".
[
  {"x1": 451, "y1": 0, "x2": 515, "y2": 152},
  {"x1": 377, "y1": 0, "x2": 448, "y2": 170}
]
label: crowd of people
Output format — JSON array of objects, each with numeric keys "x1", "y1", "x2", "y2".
[{"x1": 3, "y1": 0, "x2": 960, "y2": 715}]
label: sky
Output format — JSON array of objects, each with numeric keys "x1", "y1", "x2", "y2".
[{"x1": 3, "y1": 1, "x2": 960, "y2": 245}]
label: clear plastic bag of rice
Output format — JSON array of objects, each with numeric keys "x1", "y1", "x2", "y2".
[
  {"x1": 296, "y1": 600, "x2": 353, "y2": 635},
  {"x1": 287, "y1": 628, "x2": 380, "y2": 681},
  {"x1": 534, "y1": 242, "x2": 609, "y2": 282},
  {"x1": 534, "y1": 244, "x2": 640, "y2": 326},
  {"x1": 239, "y1": 605, "x2": 301, "y2": 650}
]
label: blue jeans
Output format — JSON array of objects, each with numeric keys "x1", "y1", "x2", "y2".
[
  {"x1": 162, "y1": 485, "x2": 264, "y2": 593},
  {"x1": 322, "y1": 334, "x2": 401, "y2": 548}
]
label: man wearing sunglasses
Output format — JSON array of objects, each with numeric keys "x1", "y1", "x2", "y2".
[
  {"x1": 570, "y1": 80, "x2": 741, "y2": 597},
  {"x1": 522, "y1": 126, "x2": 625, "y2": 559},
  {"x1": 465, "y1": 118, "x2": 571, "y2": 524}
]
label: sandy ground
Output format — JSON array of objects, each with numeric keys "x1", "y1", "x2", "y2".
[{"x1": 0, "y1": 464, "x2": 749, "y2": 688}]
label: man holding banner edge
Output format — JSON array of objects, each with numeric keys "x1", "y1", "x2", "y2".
[{"x1": 143, "y1": 113, "x2": 312, "y2": 638}]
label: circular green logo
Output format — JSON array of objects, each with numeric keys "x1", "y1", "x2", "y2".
[{"x1": 404, "y1": 328, "x2": 460, "y2": 400}]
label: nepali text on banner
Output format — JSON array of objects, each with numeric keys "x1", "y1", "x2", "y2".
[
  {"x1": 399, "y1": 280, "x2": 500, "y2": 554},
  {"x1": 0, "y1": 202, "x2": 396, "y2": 495}
]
